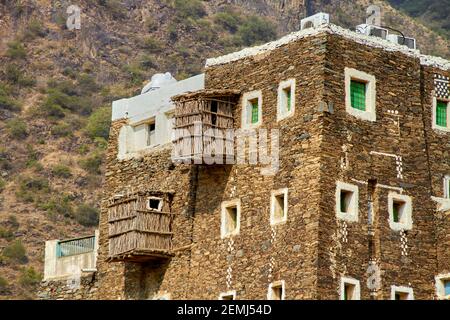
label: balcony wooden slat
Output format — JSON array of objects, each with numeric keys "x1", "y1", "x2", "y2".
[{"x1": 108, "y1": 229, "x2": 173, "y2": 238}]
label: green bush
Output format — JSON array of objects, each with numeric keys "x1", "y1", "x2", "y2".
[
  {"x1": 5, "y1": 64, "x2": 21, "y2": 83},
  {"x1": 51, "y1": 164, "x2": 72, "y2": 178},
  {"x1": 25, "y1": 145, "x2": 40, "y2": 168},
  {"x1": 22, "y1": 19, "x2": 46, "y2": 40},
  {"x1": 141, "y1": 36, "x2": 163, "y2": 53},
  {"x1": 6, "y1": 40, "x2": 26, "y2": 59},
  {"x1": 139, "y1": 54, "x2": 157, "y2": 69},
  {"x1": 173, "y1": 0, "x2": 206, "y2": 19},
  {"x1": 62, "y1": 67, "x2": 76, "y2": 78},
  {"x1": 5, "y1": 64, "x2": 35, "y2": 87},
  {"x1": 214, "y1": 11, "x2": 242, "y2": 33},
  {"x1": 40, "y1": 88, "x2": 92, "y2": 117},
  {"x1": 73, "y1": 204, "x2": 99, "y2": 226},
  {"x1": 94, "y1": 137, "x2": 108, "y2": 149},
  {"x1": 2, "y1": 240, "x2": 27, "y2": 263},
  {"x1": 39, "y1": 194, "x2": 73, "y2": 218},
  {"x1": 77, "y1": 73, "x2": 100, "y2": 94},
  {"x1": 6, "y1": 118, "x2": 28, "y2": 139},
  {"x1": 39, "y1": 102, "x2": 66, "y2": 119},
  {"x1": 16, "y1": 176, "x2": 50, "y2": 203},
  {"x1": 8, "y1": 215, "x2": 19, "y2": 229},
  {"x1": 50, "y1": 122, "x2": 72, "y2": 137},
  {"x1": 85, "y1": 107, "x2": 111, "y2": 139},
  {"x1": 237, "y1": 16, "x2": 277, "y2": 46},
  {"x1": 79, "y1": 152, "x2": 103, "y2": 175},
  {"x1": 122, "y1": 63, "x2": 144, "y2": 86},
  {"x1": 19, "y1": 267, "x2": 42, "y2": 287},
  {"x1": 196, "y1": 19, "x2": 216, "y2": 42},
  {"x1": 77, "y1": 144, "x2": 90, "y2": 155},
  {"x1": 0, "y1": 86, "x2": 20, "y2": 111},
  {"x1": 0, "y1": 227, "x2": 14, "y2": 241}
]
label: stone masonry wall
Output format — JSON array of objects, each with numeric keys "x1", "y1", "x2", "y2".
[
  {"x1": 191, "y1": 34, "x2": 328, "y2": 299},
  {"x1": 318, "y1": 33, "x2": 448, "y2": 299},
  {"x1": 39, "y1": 30, "x2": 449, "y2": 300}
]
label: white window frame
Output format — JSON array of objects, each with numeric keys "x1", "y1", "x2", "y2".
[
  {"x1": 241, "y1": 90, "x2": 262, "y2": 129},
  {"x1": 443, "y1": 175, "x2": 450, "y2": 199},
  {"x1": 219, "y1": 290, "x2": 236, "y2": 300},
  {"x1": 146, "y1": 196, "x2": 163, "y2": 211},
  {"x1": 390, "y1": 285, "x2": 414, "y2": 300},
  {"x1": 435, "y1": 273, "x2": 450, "y2": 300},
  {"x1": 345, "y1": 67, "x2": 376, "y2": 122},
  {"x1": 277, "y1": 79, "x2": 296, "y2": 121},
  {"x1": 267, "y1": 280, "x2": 285, "y2": 300},
  {"x1": 270, "y1": 188, "x2": 288, "y2": 225},
  {"x1": 432, "y1": 97, "x2": 450, "y2": 132},
  {"x1": 221, "y1": 199, "x2": 241, "y2": 239},
  {"x1": 340, "y1": 277, "x2": 360, "y2": 300},
  {"x1": 388, "y1": 192, "x2": 413, "y2": 231},
  {"x1": 335, "y1": 181, "x2": 359, "y2": 222}
]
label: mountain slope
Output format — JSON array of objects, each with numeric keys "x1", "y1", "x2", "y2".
[{"x1": 0, "y1": 0, "x2": 448, "y2": 299}]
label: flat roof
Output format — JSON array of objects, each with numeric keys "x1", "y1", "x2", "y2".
[
  {"x1": 205, "y1": 23, "x2": 449, "y2": 71},
  {"x1": 112, "y1": 73, "x2": 205, "y2": 122}
]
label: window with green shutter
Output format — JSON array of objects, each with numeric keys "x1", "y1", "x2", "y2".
[
  {"x1": 284, "y1": 88, "x2": 292, "y2": 111},
  {"x1": 350, "y1": 80, "x2": 366, "y2": 111},
  {"x1": 436, "y1": 100, "x2": 447, "y2": 127},
  {"x1": 250, "y1": 99, "x2": 259, "y2": 124}
]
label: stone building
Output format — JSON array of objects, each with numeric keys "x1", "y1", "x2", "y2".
[{"x1": 39, "y1": 17, "x2": 450, "y2": 300}]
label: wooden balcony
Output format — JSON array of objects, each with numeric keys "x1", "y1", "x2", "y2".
[
  {"x1": 172, "y1": 89, "x2": 240, "y2": 163},
  {"x1": 107, "y1": 191, "x2": 174, "y2": 262}
]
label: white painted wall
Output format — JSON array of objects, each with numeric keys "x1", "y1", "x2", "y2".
[
  {"x1": 44, "y1": 231, "x2": 99, "y2": 281},
  {"x1": 113, "y1": 74, "x2": 205, "y2": 160}
]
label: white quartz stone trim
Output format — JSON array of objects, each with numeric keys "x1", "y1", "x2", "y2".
[{"x1": 205, "y1": 24, "x2": 450, "y2": 71}]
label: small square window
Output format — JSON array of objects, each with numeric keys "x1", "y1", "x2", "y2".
[
  {"x1": 340, "y1": 190, "x2": 353, "y2": 213},
  {"x1": 335, "y1": 182, "x2": 359, "y2": 222},
  {"x1": 147, "y1": 197, "x2": 162, "y2": 211},
  {"x1": 392, "y1": 200, "x2": 406, "y2": 223},
  {"x1": 388, "y1": 193, "x2": 412, "y2": 231},
  {"x1": 340, "y1": 277, "x2": 360, "y2": 300},
  {"x1": 391, "y1": 286, "x2": 414, "y2": 300},
  {"x1": 270, "y1": 188, "x2": 288, "y2": 225},
  {"x1": 221, "y1": 199, "x2": 241, "y2": 238},
  {"x1": 277, "y1": 79, "x2": 296, "y2": 121},
  {"x1": 343, "y1": 283, "x2": 355, "y2": 300},
  {"x1": 350, "y1": 80, "x2": 366, "y2": 111},
  {"x1": 219, "y1": 291, "x2": 236, "y2": 300},
  {"x1": 242, "y1": 91, "x2": 262, "y2": 129},
  {"x1": 436, "y1": 274, "x2": 450, "y2": 299},
  {"x1": 268, "y1": 281, "x2": 285, "y2": 300},
  {"x1": 345, "y1": 68, "x2": 376, "y2": 122}
]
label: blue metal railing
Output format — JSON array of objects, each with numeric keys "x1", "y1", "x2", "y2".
[{"x1": 56, "y1": 235, "x2": 95, "y2": 258}]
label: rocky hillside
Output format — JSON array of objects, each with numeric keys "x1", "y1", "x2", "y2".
[{"x1": 0, "y1": 0, "x2": 448, "y2": 299}]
